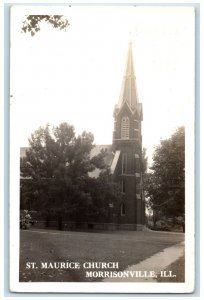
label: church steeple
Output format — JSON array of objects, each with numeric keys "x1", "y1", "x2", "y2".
[
  {"x1": 113, "y1": 41, "x2": 143, "y2": 142},
  {"x1": 118, "y1": 42, "x2": 139, "y2": 111},
  {"x1": 111, "y1": 40, "x2": 145, "y2": 230}
]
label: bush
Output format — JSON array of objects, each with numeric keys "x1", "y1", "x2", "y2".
[{"x1": 20, "y1": 210, "x2": 32, "y2": 230}]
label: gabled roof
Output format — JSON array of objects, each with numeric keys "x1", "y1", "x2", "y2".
[
  {"x1": 90, "y1": 146, "x2": 121, "y2": 178},
  {"x1": 110, "y1": 150, "x2": 120, "y2": 174},
  {"x1": 116, "y1": 100, "x2": 135, "y2": 117},
  {"x1": 89, "y1": 145, "x2": 115, "y2": 178},
  {"x1": 90, "y1": 145, "x2": 113, "y2": 166},
  {"x1": 20, "y1": 146, "x2": 115, "y2": 179},
  {"x1": 20, "y1": 147, "x2": 28, "y2": 158}
]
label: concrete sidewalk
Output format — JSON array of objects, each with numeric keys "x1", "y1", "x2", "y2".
[{"x1": 103, "y1": 241, "x2": 184, "y2": 282}]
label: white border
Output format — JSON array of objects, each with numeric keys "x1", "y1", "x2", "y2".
[{"x1": 8, "y1": 2, "x2": 196, "y2": 294}]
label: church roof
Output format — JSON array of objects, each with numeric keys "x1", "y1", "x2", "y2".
[
  {"x1": 89, "y1": 145, "x2": 114, "y2": 178},
  {"x1": 20, "y1": 145, "x2": 115, "y2": 179},
  {"x1": 110, "y1": 150, "x2": 120, "y2": 174},
  {"x1": 90, "y1": 144, "x2": 113, "y2": 165},
  {"x1": 20, "y1": 147, "x2": 28, "y2": 158},
  {"x1": 118, "y1": 42, "x2": 139, "y2": 112},
  {"x1": 20, "y1": 145, "x2": 113, "y2": 159}
]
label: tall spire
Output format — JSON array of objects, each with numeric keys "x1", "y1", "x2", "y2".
[{"x1": 118, "y1": 42, "x2": 139, "y2": 111}]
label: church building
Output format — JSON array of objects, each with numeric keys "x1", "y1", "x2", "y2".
[
  {"x1": 89, "y1": 42, "x2": 145, "y2": 230},
  {"x1": 110, "y1": 42, "x2": 145, "y2": 230},
  {"x1": 20, "y1": 42, "x2": 145, "y2": 230}
]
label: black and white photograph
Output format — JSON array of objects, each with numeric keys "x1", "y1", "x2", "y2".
[{"x1": 9, "y1": 4, "x2": 195, "y2": 293}]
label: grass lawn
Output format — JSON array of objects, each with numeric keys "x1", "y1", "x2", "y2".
[
  {"x1": 20, "y1": 228, "x2": 184, "y2": 282},
  {"x1": 157, "y1": 255, "x2": 185, "y2": 282}
]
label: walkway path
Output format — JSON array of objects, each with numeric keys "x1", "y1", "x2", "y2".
[{"x1": 104, "y1": 241, "x2": 184, "y2": 282}]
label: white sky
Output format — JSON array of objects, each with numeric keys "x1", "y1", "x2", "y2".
[{"x1": 10, "y1": 5, "x2": 195, "y2": 166}]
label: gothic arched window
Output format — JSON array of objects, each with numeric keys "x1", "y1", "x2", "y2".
[
  {"x1": 120, "y1": 203, "x2": 125, "y2": 216},
  {"x1": 121, "y1": 116, "x2": 130, "y2": 139},
  {"x1": 122, "y1": 153, "x2": 127, "y2": 174},
  {"x1": 121, "y1": 179, "x2": 126, "y2": 193}
]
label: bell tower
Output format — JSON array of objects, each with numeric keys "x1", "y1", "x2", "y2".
[{"x1": 112, "y1": 42, "x2": 145, "y2": 230}]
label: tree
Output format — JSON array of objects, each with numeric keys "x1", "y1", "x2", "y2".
[
  {"x1": 144, "y1": 127, "x2": 185, "y2": 229},
  {"x1": 21, "y1": 15, "x2": 69, "y2": 36},
  {"x1": 20, "y1": 123, "x2": 121, "y2": 228},
  {"x1": 84, "y1": 169, "x2": 123, "y2": 223}
]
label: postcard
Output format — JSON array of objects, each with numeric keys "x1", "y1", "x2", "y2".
[{"x1": 9, "y1": 4, "x2": 195, "y2": 293}]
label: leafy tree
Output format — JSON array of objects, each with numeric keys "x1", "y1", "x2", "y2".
[
  {"x1": 84, "y1": 169, "x2": 123, "y2": 223},
  {"x1": 144, "y1": 127, "x2": 185, "y2": 229},
  {"x1": 20, "y1": 123, "x2": 121, "y2": 228},
  {"x1": 21, "y1": 15, "x2": 69, "y2": 36}
]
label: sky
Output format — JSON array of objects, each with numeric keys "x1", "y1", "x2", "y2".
[{"x1": 10, "y1": 5, "x2": 195, "y2": 166}]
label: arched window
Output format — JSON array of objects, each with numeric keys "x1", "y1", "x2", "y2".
[
  {"x1": 120, "y1": 203, "x2": 125, "y2": 216},
  {"x1": 122, "y1": 153, "x2": 127, "y2": 174},
  {"x1": 121, "y1": 179, "x2": 126, "y2": 193},
  {"x1": 121, "y1": 116, "x2": 130, "y2": 139}
]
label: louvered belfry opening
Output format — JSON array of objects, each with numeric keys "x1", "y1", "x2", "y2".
[{"x1": 121, "y1": 116, "x2": 130, "y2": 139}]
